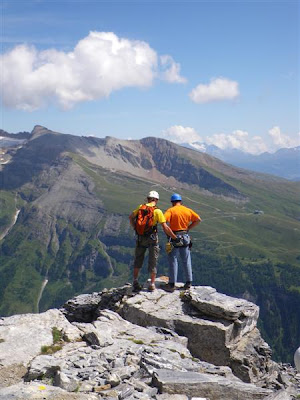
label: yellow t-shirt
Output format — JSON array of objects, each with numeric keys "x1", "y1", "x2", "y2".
[
  {"x1": 164, "y1": 204, "x2": 200, "y2": 231},
  {"x1": 132, "y1": 203, "x2": 166, "y2": 226}
]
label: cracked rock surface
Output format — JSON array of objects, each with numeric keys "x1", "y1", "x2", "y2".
[{"x1": 0, "y1": 284, "x2": 299, "y2": 399}]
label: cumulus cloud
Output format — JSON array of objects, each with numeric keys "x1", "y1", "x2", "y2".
[
  {"x1": 268, "y1": 126, "x2": 300, "y2": 148},
  {"x1": 205, "y1": 130, "x2": 268, "y2": 154},
  {"x1": 162, "y1": 125, "x2": 202, "y2": 143},
  {"x1": 160, "y1": 55, "x2": 187, "y2": 83},
  {"x1": 189, "y1": 77, "x2": 239, "y2": 104},
  {"x1": 162, "y1": 124, "x2": 299, "y2": 154},
  {"x1": 0, "y1": 31, "x2": 185, "y2": 111}
]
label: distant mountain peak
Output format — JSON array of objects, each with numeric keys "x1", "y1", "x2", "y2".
[
  {"x1": 30, "y1": 125, "x2": 60, "y2": 139},
  {"x1": 181, "y1": 141, "x2": 300, "y2": 181}
]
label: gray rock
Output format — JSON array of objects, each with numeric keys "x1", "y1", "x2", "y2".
[
  {"x1": 152, "y1": 369, "x2": 272, "y2": 400},
  {"x1": 54, "y1": 370, "x2": 79, "y2": 392},
  {"x1": 0, "y1": 382, "x2": 98, "y2": 399},
  {"x1": 156, "y1": 395, "x2": 188, "y2": 400},
  {"x1": 105, "y1": 372, "x2": 121, "y2": 387},
  {"x1": 62, "y1": 292, "x2": 103, "y2": 323},
  {"x1": 0, "y1": 309, "x2": 81, "y2": 367},
  {"x1": 264, "y1": 389, "x2": 294, "y2": 400},
  {"x1": 184, "y1": 286, "x2": 259, "y2": 325},
  {"x1": 83, "y1": 331, "x2": 114, "y2": 347},
  {"x1": 115, "y1": 286, "x2": 276, "y2": 384},
  {"x1": 2, "y1": 285, "x2": 298, "y2": 400},
  {"x1": 25, "y1": 355, "x2": 62, "y2": 380}
]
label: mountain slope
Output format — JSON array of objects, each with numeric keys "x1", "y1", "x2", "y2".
[{"x1": 0, "y1": 125, "x2": 299, "y2": 363}]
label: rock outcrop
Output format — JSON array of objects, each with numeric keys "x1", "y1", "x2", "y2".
[{"x1": 0, "y1": 284, "x2": 299, "y2": 399}]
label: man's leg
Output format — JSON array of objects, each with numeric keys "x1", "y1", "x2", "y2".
[
  {"x1": 179, "y1": 246, "x2": 192, "y2": 284},
  {"x1": 133, "y1": 239, "x2": 147, "y2": 291},
  {"x1": 168, "y1": 247, "x2": 179, "y2": 285},
  {"x1": 148, "y1": 242, "x2": 159, "y2": 289}
]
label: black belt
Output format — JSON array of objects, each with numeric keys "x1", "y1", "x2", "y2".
[{"x1": 174, "y1": 230, "x2": 188, "y2": 234}]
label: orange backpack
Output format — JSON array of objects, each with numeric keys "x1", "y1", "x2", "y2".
[{"x1": 135, "y1": 204, "x2": 157, "y2": 236}]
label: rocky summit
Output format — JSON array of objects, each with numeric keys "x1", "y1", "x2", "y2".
[{"x1": 0, "y1": 283, "x2": 299, "y2": 400}]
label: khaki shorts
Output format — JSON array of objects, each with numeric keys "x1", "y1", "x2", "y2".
[{"x1": 133, "y1": 234, "x2": 159, "y2": 274}]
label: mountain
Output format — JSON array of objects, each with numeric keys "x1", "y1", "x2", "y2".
[
  {"x1": 0, "y1": 125, "x2": 299, "y2": 364},
  {"x1": 182, "y1": 142, "x2": 300, "y2": 181},
  {"x1": 0, "y1": 129, "x2": 31, "y2": 147},
  {"x1": 1, "y1": 285, "x2": 299, "y2": 398}
]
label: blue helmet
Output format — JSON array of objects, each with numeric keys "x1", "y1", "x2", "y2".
[{"x1": 170, "y1": 193, "x2": 182, "y2": 202}]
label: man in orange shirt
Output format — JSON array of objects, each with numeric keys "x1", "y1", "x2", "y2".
[{"x1": 164, "y1": 193, "x2": 201, "y2": 292}]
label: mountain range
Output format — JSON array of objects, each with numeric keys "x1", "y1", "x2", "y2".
[
  {"x1": 182, "y1": 142, "x2": 300, "y2": 181},
  {"x1": 0, "y1": 125, "x2": 299, "y2": 363}
]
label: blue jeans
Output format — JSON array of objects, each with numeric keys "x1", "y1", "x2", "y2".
[{"x1": 168, "y1": 234, "x2": 192, "y2": 284}]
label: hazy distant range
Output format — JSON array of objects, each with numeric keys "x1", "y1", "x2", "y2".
[{"x1": 182, "y1": 142, "x2": 300, "y2": 181}]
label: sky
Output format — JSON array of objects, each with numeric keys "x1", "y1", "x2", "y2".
[{"x1": 0, "y1": 0, "x2": 299, "y2": 154}]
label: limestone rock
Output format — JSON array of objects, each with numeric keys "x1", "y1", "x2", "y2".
[
  {"x1": 183, "y1": 286, "x2": 259, "y2": 330},
  {"x1": 152, "y1": 369, "x2": 272, "y2": 400},
  {"x1": 1, "y1": 285, "x2": 299, "y2": 400},
  {"x1": 0, "y1": 382, "x2": 98, "y2": 399},
  {"x1": 0, "y1": 309, "x2": 81, "y2": 367},
  {"x1": 61, "y1": 292, "x2": 104, "y2": 323},
  {"x1": 294, "y1": 346, "x2": 300, "y2": 372},
  {"x1": 111, "y1": 286, "x2": 276, "y2": 384},
  {"x1": 264, "y1": 390, "x2": 294, "y2": 400}
]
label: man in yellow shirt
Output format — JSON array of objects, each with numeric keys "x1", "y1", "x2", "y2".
[
  {"x1": 129, "y1": 190, "x2": 177, "y2": 292},
  {"x1": 164, "y1": 193, "x2": 201, "y2": 292}
]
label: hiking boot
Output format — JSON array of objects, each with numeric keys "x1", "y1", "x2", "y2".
[
  {"x1": 183, "y1": 282, "x2": 192, "y2": 290},
  {"x1": 148, "y1": 283, "x2": 155, "y2": 292},
  {"x1": 132, "y1": 281, "x2": 143, "y2": 292},
  {"x1": 164, "y1": 283, "x2": 175, "y2": 293}
]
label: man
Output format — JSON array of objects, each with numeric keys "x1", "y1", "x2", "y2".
[
  {"x1": 164, "y1": 193, "x2": 201, "y2": 292},
  {"x1": 129, "y1": 190, "x2": 177, "y2": 292}
]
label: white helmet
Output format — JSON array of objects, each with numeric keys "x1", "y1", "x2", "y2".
[{"x1": 148, "y1": 190, "x2": 159, "y2": 200}]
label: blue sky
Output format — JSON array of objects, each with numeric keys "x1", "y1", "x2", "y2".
[{"x1": 1, "y1": 0, "x2": 299, "y2": 153}]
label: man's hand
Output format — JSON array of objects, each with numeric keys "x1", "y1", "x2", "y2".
[{"x1": 161, "y1": 222, "x2": 177, "y2": 239}]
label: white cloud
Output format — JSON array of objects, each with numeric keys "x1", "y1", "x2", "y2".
[
  {"x1": 0, "y1": 31, "x2": 184, "y2": 111},
  {"x1": 162, "y1": 124, "x2": 299, "y2": 154},
  {"x1": 189, "y1": 77, "x2": 239, "y2": 104},
  {"x1": 162, "y1": 125, "x2": 202, "y2": 143},
  {"x1": 160, "y1": 55, "x2": 187, "y2": 83},
  {"x1": 205, "y1": 130, "x2": 268, "y2": 154},
  {"x1": 268, "y1": 126, "x2": 300, "y2": 149}
]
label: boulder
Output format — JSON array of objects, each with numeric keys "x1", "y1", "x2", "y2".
[{"x1": 61, "y1": 292, "x2": 104, "y2": 323}]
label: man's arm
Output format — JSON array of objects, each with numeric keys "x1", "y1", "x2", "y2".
[
  {"x1": 187, "y1": 218, "x2": 201, "y2": 232},
  {"x1": 161, "y1": 222, "x2": 177, "y2": 239}
]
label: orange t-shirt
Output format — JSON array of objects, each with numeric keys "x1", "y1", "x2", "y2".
[{"x1": 164, "y1": 204, "x2": 200, "y2": 231}]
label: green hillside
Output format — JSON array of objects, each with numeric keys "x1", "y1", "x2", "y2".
[{"x1": 0, "y1": 137, "x2": 299, "y2": 363}]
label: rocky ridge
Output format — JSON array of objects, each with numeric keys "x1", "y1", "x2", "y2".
[{"x1": 0, "y1": 283, "x2": 299, "y2": 399}]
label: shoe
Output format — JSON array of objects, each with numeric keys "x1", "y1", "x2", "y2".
[
  {"x1": 164, "y1": 283, "x2": 175, "y2": 293},
  {"x1": 183, "y1": 282, "x2": 192, "y2": 290},
  {"x1": 148, "y1": 283, "x2": 155, "y2": 292},
  {"x1": 132, "y1": 281, "x2": 143, "y2": 292}
]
